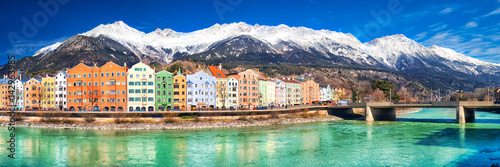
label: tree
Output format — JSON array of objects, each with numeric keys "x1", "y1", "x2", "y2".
[
  {"x1": 351, "y1": 90, "x2": 359, "y2": 102},
  {"x1": 371, "y1": 79, "x2": 400, "y2": 102},
  {"x1": 373, "y1": 88, "x2": 386, "y2": 102},
  {"x1": 85, "y1": 85, "x2": 100, "y2": 111},
  {"x1": 216, "y1": 81, "x2": 228, "y2": 109}
]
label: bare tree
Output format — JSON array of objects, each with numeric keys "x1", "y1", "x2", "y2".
[
  {"x1": 216, "y1": 82, "x2": 228, "y2": 109},
  {"x1": 85, "y1": 85, "x2": 100, "y2": 111}
]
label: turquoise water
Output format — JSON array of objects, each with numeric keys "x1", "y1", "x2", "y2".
[{"x1": 1, "y1": 108, "x2": 500, "y2": 166}]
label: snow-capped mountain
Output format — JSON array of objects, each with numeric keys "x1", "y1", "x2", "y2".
[{"x1": 29, "y1": 21, "x2": 500, "y2": 81}]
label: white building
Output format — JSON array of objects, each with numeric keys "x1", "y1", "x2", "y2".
[
  {"x1": 127, "y1": 62, "x2": 156, "y2": 111},
  {"x1": 275, "y1": 81, "x2": 286, "y2": 107},
  {"x1": 12, "y1": 79, "x2": 24, "y2": 110},
  {"x1": 227, "y1": 76, "x2": 239, "y2": 109},
  {"x1": 186, "y1": 70, "x2": 216, "y2": 110},
  {"x1": 266, "y1": 79, "x2": 276, "y2": 106},
  {"x1": 319, "y1": 84, "x2": 333, "y2": 101},
  {"x1": 55, "y1": 71, "x2": 67, "y2": 110}
]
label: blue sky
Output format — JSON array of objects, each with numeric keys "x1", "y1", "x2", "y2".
[{"x1": 1, "y1": 0, "x2": 499, "y2": 65}]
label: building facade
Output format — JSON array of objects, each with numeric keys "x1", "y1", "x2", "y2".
[
  {"x1": 172, "y1": 70, "x2": 186, "y2": 111},
  {"x1": 319, "y1": 84, "x2": 332, "y2": 101},
  {"x1": 127, "y1": 62, "x2": 156, "y2": 111},
  {"x1": 155, "y1": 71, "x2": 174, "y2": 111},
  {"x1": 238, "y1": 70, "x2": 260, "y2": 109},
  {"x1": 280, "y1": 78, "x2": 301, "y2": 106},
  {"x1": 0, "y1": 79, "x2": 12, "y2": 109},
  {"x1": 299, "y1": 78, "x2": 319, "y2": 104},
  {"x1": 207, "y1": 65, "x2": 228, "y2": 109},
  {"x1": 186, "y1": 70, "x2": 216, "y2": 110},
  {"x1": 54, "y1": 71, "x2": 67, "y2": 110},
  {"x1": 24, "y1": 78, "x2": 42, "y2": 110},
  {"x1": 100, "y1": 62, "x2": 128, "y2": 111},
  {"x1": 258, "y1": 79, "x2": 267, "y2": 107},
  {"x1": 13, "y1": 79, "x2": 25, "y2": 110},
  {"x1": 67, "y1": 63, "x2": 100, "y2": 111},
  {"x1": 266, "y1": 79, "x2": 276, "y2": 107},
  {"x1": 275, "y1": 81, "x2": 286, "y2": 107},
  {"x1": 227, "y1": 76, "x2": 239, "y2": 109},
  {"x1": 41, "y1": 76, "x2": 56, "y2": 110}
]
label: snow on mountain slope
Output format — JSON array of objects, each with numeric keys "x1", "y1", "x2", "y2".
[
  {"x1": 33, "y1": 21, "x2": 499, "y2": 75},
  {"x1": 33, "y1": 42, "x2": 62, "y2": 57}
]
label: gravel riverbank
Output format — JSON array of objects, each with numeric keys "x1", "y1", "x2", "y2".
[{"x1": 0, "y1": 116, "x2": 343, "y2": 130}]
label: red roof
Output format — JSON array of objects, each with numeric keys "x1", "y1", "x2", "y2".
[{"x1": 207, "y1": 66, "x2": 227, "y2": 78}]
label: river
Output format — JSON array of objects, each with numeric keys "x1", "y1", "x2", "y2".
[{"x1": 1, "y1": 108, "x2": 500, "y2": 166}]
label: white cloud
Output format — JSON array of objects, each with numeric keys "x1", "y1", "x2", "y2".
[
  {"x1": 482, "y1": 8, "x2": 500, "y2": 17},
  {"x1": 439, "y1": 7, "x2": 455, "y2": 14},
  {"x1": 429, "y1": 23, "x2": 448, "y2": 31},
  {"x1": 1, "y1": 37, "x2": 67, "y2": 57},
  {"x1": 465, "y1": 22, "x2": 478, "y2": 28},
  {"x1": 422, "y1": 23, "x2": 500, "y2": 64},
  {"x1": 413, "y1": 32, "x2": 427, "y2": 41}
]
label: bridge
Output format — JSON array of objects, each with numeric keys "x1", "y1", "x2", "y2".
[{"x1": 327, "y1": 101, "x2": 500, "y2": 124}]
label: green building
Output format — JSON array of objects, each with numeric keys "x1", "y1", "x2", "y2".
[{"x1": 155, "y1": 71, "x2": 174, "y2": 111}]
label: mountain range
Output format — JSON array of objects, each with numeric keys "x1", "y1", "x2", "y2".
[{"x1": 2, "y1": 21, "x2": 499, "y2": 91}]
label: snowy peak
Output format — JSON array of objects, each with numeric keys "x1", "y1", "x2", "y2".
[
  {"x1": 82, "y1": 21, "x2": 145, "y2": 40},
  {"x1": 429, "y1": 45, "x2": 489, "y2": 66},
  {"x1": 33, "y1": 42, "x2": 62, "y2": 57}
]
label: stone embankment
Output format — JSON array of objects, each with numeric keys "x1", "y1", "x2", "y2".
[{"x1": 0, "y1": 116, "x2": 343, "y2": 130}]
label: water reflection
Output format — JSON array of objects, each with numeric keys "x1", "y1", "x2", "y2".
[{"x1": 1, "y1": 108, "x2": 499, "y2": 166}]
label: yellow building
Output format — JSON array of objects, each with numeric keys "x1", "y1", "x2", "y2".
[
  {"x1": 42, "y1": 76, "x2": 56, "y2": 110},
  {"x1": 207, "y1": 65, "x2": 228, "y2": 109},
  {"x1": 172, "y1": 69, "x2": 186, "y2": 111}
]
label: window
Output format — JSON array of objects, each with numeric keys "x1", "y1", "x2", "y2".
[
  {"x1": 122, "y1": 72, "x2": 125, "y2": 76},
  {"x1": 111, "y1": 72, "x2": 114, "y2": 77},
  {"x1": 148, "y1": 89, "x2": 153, "y2": 93},
  {"x1": 129, "y1": 97, "x2": 134, "y2": 101},
  {"x1": 129, "y1": 82, "x2": 134, "y2": 85},
  {"x1": 83, "y1": 74, "x2": 86, "y2": 78},
  {"x1": 148, "y1": 97, "x2": 153, "y2": 101},
  {"x1": 95, "y1": 73, "x2": 98, "y2": 77},
  {"x1": 130, "y1": 74, "x2": 133, "y2": 78},
  {"x1": 129, "y1": 89, "x2": 134, "y2": 93},
  {"x1": 78, "y1": 74, "x2": 81, "y2": 78},
  {"x1": 148, "y1": 82, "x2": 153, "y2": 85}
]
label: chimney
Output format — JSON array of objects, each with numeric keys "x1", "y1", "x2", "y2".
[
  {"x1": 124, "y1": 62, "x2": 127, "y2": 67},
  {"x1": 218, "y1": 63, "x2": 222, "y2": 70}
]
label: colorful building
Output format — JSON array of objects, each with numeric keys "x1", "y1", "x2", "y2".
[
  {"x1": 67, "y1": 63, "x2": 101, "y2": 111},
  {"x1": 172, "y1": 70, "x2": 186, "y2": 111},
  {"x1": 207, "y1": 65, "x2": 228, "y2": 109},
  {"x1": 24, "y1": 78, "x2": 42, "y2": 110},
  {"x1": 279, "y1": 78, "x2": 301, "y2": 106},
  {"x1": 100, "y1": 62, "x2": 128, "y2": 111},
  {"x1": 227, "y1": 76, "x2": 239, "y2": 109},
  {"x1": 258, "y1": 79, "x2": 268, "y2": 107},
  {"x1": 13, "y1": 79, "x2": 25, "y2": 110},
  {"x1": 266, "y1": 79, "x2": 276, "y2": 106},
  {"x1": 127, "y1": 62, "x2": 155, "y2": 111},
  {"x1": 319, "y1": 84, "x2": 332, "y2": 101},
  {"x1": 186, "y1": 70, "x2": 216, "y2": 110},
  {"x1": 275, "y1": 81, "x2": 287, "y2": 107},
  {"x1": 41, "y1": 76, "x2": 56, "y2": 110},
  {"x1": 298, "y1": 78, "x2": 319, "y2": 105},
  {"x1": 155, "y1": 70, "x2": 174, "y2": 111},
  {"x1": 0, "y1": 78, "x2": 12, "y2": 110},
  {"x1": 54, "y1": 71, "x2": 67, "y2": 110},
  {"x1": 237, "y1": 69, "x2": 260, "y2": 109}
]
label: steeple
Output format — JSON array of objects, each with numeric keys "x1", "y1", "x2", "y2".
[{"x1": 177, "y1": 68, "x2": 181, "y2": 75}]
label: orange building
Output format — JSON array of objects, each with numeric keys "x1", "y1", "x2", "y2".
[
  {"x1": 24, "y1": 78, "x2": 42, "y2": 111},
  {"x1": 99, "y1": 62, "x2": 128, "y2": 111},
  {"x1": 172, "y1": 70, "x2": 186, "y2": 111},
  {"x1": 298, "y1": 78, "x2": 319, "y2": 105},
  {"x1": 67, "y1": 63, "x2": 101, "y2": 111},
  {"x1": 237, "y1": 69, "x2": 260, "y2": 109},
  {"x1": 0, "y1": 79, "x2": 11, "y2": 110}
]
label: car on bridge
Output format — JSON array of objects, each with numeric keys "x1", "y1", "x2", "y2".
[{"x1": 495, "y1": 101, "x2": 500, "y2": 104}]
